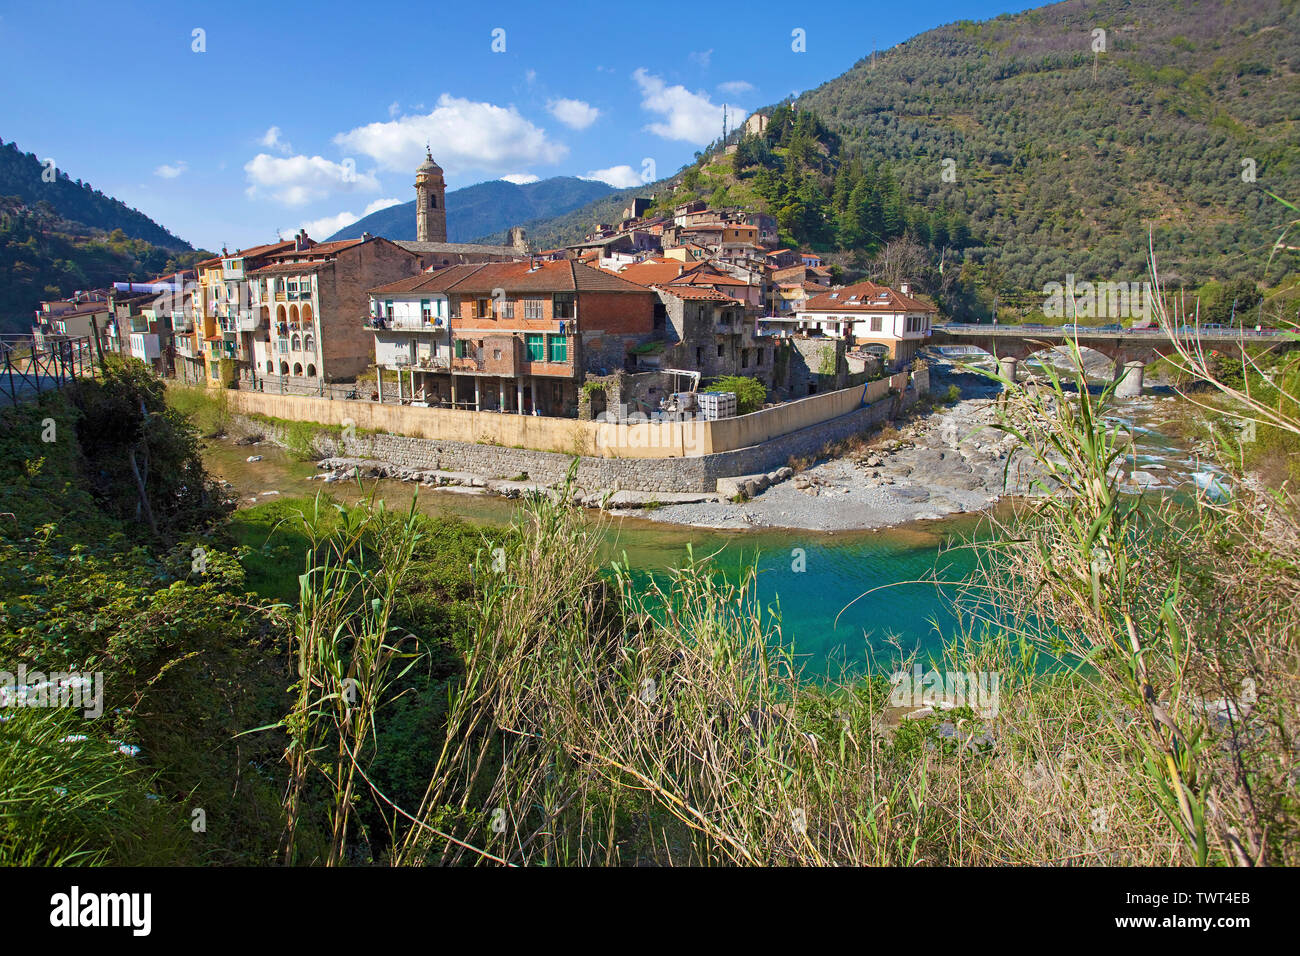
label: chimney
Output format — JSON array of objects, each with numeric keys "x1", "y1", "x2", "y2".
[
  {"x1": 362, "y1": 231, "x2": 372, "y2": 241},
  {"x1": 900, "y1": 282, "x2": 910, "y2": 296}
]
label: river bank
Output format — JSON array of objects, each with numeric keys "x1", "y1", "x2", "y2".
[{"x1": 209, "y1": 352, "x2": 1225, "y2": 534}]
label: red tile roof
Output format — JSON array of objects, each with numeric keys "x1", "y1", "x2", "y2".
[
  {"x1": 803, "y1": 280, "x2": 936, "y2": 314},
  {"x1": 656, "y1": 286, "x2": 742, "y2": 304},
  {"x1": 369, "y1": 260, "x2": 652, "y2": 296}
]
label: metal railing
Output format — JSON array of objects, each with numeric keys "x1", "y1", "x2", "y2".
[
  {"x1": 935, "y1": 323, "x2": 1288, "y2": 340},
  {"x1": 1, "y1": 334, "x2": 96, "y2": 405}
]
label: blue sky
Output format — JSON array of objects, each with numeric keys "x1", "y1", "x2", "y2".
[{"x1": 0, "y1": 0, "x2": 1039, "y2": 251}]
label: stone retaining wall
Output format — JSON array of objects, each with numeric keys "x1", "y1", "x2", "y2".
[{"x1": 236, "y1": 385, "x2": 916, "y2": 493}]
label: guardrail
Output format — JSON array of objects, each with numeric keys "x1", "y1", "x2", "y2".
[
  {"x1": 1, "y1": 334, "x2": 96, "y2": 406},
  {"x1": 934, "y1": 324, "x2": 1288, "y2": 339}
]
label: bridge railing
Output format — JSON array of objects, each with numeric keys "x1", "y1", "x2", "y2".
[
  {"x1": 934, "y1": 323, "x2": 1286, "y2": 340},
  {"x1": 1, "y1": 335, "x2": 97, "y2": 406}
]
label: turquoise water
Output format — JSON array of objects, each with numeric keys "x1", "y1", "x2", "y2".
[
  {"x1": 599, "y1": 521, "x2": 984, "y2": 678},
  {"x1": 206, "y1": 387, "x2": 1201, "y2": 677},
  {"x1": 206, "y1": 436, "x2": 983, "y2": 673}
]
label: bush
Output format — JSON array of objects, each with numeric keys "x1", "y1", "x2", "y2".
[{"x1": 707, "y1": 375, "x2": 767, "y2": 415}]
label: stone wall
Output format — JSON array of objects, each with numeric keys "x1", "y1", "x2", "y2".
[{"x1": 236, "y1": 383, "x2": 916, "y2": 494}]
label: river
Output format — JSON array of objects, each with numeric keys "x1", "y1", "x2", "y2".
[{"x1": 200, "y1": 377, "x2": 1218, "y2": 676}]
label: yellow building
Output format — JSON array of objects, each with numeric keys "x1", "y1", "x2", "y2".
[{"x1": 196, "y1": 240, "x2": 295, "y2": 385}]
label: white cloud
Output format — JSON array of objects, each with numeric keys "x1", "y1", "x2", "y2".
[
  {"x1": 501, "y1": 173, "x2": 540, "y2": 185},
  {"x1": 362, "y1": 197, "x2": 402, "y2": 215},
  {"x1": 524, "y1": 69, "x2": 537, "y2": 85},
  {"x1": 547, "y1": 97, "x2": 600, "y2": 130},
  {"x1": 718, "y1": 80, "x2": 755, "y2": 95},
  {"x1": 582, "y1": 165, "x2": 643, "y2": 189},
  {"x1": 689, "y1": 49, "x2": 713, "y2": 69},
  {"x1": 260, "y1": 126, "x2": 292, "y2": 155},
  {"x1": 333, "y1": 94, "x2": 568, "y2": 178},
  {"x1": 299, "y1": 211, "x2": 361, "y2": 239},
  {"x1": 154, "y1": 161, "x2": 187, "y2": 179},
  {"x1": 632, "y1": 68, "x2": 747, "y2": 145},
  {"x1": 297, "y1": 198, "x2": 404, "y2": 241},
  {"x1": 243, "y1": 153, "x2": 381, "y2": 206}
]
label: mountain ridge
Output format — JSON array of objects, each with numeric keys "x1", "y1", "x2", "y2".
[{"x1": 327, "y1": 176, "x2": 616, "y2": 243}]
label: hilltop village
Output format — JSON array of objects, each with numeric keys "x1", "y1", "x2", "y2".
[{"x1": 28, "y1": 139, "x2": 951, "y2": 513}]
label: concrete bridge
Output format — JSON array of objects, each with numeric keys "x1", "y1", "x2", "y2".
[{"x1": 929, "y1": 324, "x2": 1293, "y2": 397}]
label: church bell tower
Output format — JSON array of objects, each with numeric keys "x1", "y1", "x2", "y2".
[{"x1": 415, "y1": 148, "x2": 447, "y2": 243}]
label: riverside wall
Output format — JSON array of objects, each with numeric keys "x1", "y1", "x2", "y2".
[{"x1": 215, "y1": 372, "x2": 918, "y2": 494}]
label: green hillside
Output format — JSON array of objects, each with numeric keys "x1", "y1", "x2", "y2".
[
  {"x1": 510, "y1": 0, "x2": 1299, "y2": 313},
  {"x1": 0, "y1": 139, "x2": 192, "y2": 251},
  {"x1": 794, "y1": 0, "x2": 1299, "y2": 291}
]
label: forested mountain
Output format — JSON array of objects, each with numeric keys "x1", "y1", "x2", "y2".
[
  {"x1": 512, "y1": 0, "x2": 1299, "y2": 305},
  {"x1": 328, "y1": 176, "x2": 616, "y2": 243},
  {"x1": 0, "y1": 198, "x2": 209, "y2": 334},
  {"x1": 794, "y1": 0, "x2": 1299, "y2": 293},
  {"x1": 0, "y1": 139, "x2": 192, "y2": 251}
]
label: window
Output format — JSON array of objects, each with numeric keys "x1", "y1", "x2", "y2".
[
  {"x1": 476, "y1": 298, "x2": 491, "y2": 319},
  {"x1": 421, "y1": 299, "x2": 432, "y2": 322},
  {"x1": 717, "y1": 343, "x2": 724, "y2": 357},
  {"x1": 553, "y1": 293, "x2": 576, "y2": 319},
  {"x1": 525, "y1": 334, "x2": 545, "y2": 361},
  {"x1": 497, "y1": 299, "x2": 515, "y2": 319},
  {"x1": 523, "y1": 298, "x2": 544, "y2": 320},
  {"x1": 741, "y1": 349, "x2": 749, "y2": 369},
  {"x1": 429, "y1": 194, "x2": 437, "y2": 209},
  {"x1": 384, "y1": 300, "x2": 394, "y2": 319},
  {"x1": 454, "y1": 339, "x2": 469, "y2": 358},
  {"x1": 548, "y1": 335, "x2": 567, "y2": 362},
  {"x1": 696, "y1": 347, "x2": 703, "y2": 364},
  {"x1": 871, "y1": 316, "x2": 883, "y2": 333}
]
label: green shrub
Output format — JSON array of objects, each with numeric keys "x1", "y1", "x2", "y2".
[{"x1": 707, "y1": 375, "x2": 767, "y2": 414}]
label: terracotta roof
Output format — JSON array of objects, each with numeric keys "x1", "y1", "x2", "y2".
[
  {"x1": 265, "y1": 238, "x2": 364, "y2": 260},
  {"x1": 250, "y1": 260, "x2": 335, "y2": 277},
  {"x1": 803, "y1": 280, "x2": 936, "y2": 314},
  {"x1": 655, "y1": 286, "x2": 742, "y2": 304},
  {"x1": 369, "y1": 260, "x2": 651, "y2": 296},
  {"x1": 614, "y1": 257, "x2": 699, "y2": 286},
  {"x1": 671, "y1": 271, "x2": 750, "y2": 287},
  {"x1": 232, "y1": 239, "x2": 297, "y2": 259}
]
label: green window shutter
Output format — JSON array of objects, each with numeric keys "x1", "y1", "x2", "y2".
[
  {"x1": 548, "y1": 335, "x2": 567, "y2": 362},
  {"x1": 526, "y1": 334, "x2": 544, "y2": 361}
]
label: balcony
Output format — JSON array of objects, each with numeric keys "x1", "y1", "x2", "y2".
[
  {"x1": 170, "y1": 313, "x2": 192, "y2": 332},
  {"x1": 174, "y1": 336, "x2": 197, "y2": 358},
  {"x1": 236, "y1": 310, "x2": 265, "y2": 331},
  {"x1": 450, "y1": 355, "x2": 485, "y2": 372}
]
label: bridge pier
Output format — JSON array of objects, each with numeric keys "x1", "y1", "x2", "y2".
[
  {"x1": 998, "y1": 356, "x2": 1019, "y2": 383},
  {"x1": 1114, "y1": 360, "x2": 1145, "y2": 399}
]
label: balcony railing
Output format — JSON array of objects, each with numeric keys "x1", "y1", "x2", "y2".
[
  {"x1": 236, "y1": 310, "x2": 264, "y2": 331},
  {"x1": 365, "y1": 315, "x2": 446, "y2": 331}
]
